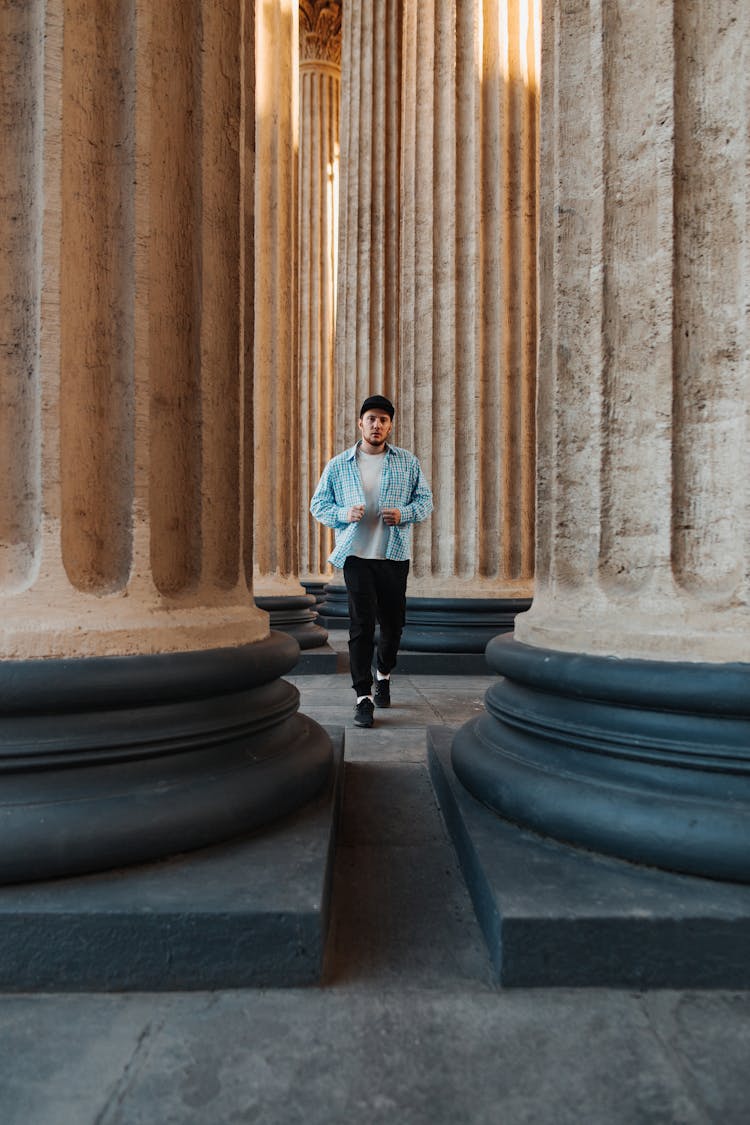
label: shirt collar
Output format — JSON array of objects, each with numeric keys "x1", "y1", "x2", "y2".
[{"x1": 347, "y1": 439, "x2": 391, "y2": 460}]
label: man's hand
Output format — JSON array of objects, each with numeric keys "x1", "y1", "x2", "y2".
[
  {"x1": 348, "y1": 504, "x2": 365, "y2": 522},
  {"x1": 381, "y1": 508, "x2": 401, "y2": 526}
]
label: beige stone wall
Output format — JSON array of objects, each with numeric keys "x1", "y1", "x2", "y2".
[
  {"x1": 515, "y1": 0, "x2": 750, "y2": 662},
  {"x1": 253, "y1": 0, "x2": 305, "y2": 597},
  {"x1": 334, "y1": 0, "x2": 402, "y2": 450},
  {"x1": 299, "y1": 1, "x2": 341, "y2": 580},
  {"x1": 399, "y1": 0, "x2": 539, "y2": 598},
  {"x1": 0, "y1": 0, "x2": 265, "y2": 658}
]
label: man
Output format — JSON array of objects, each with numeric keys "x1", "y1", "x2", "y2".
[{"x1": 310, "y1": 395, "x2": 433, "y2": 728}]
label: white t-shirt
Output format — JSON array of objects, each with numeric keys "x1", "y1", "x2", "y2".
[{"x1": 349, "y1": 447, "x2": 389, "y2": 558}]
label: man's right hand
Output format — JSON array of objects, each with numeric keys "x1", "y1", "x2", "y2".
[{"x1": 348, "y1": 504, "x2": 365, "y2": 522}]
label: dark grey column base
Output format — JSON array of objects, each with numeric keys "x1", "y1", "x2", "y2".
[
  {"x1": 393, "y1": 651, "x2": 493, "y2": 676},
  {"x1": 291, "y1": 644, "x2": 340, "y2": 674},
  {"x1": 429, "y1": 728, "x2": 750, "y2": 988},
  {"x1": 315, "y1": 582, "x2": 350, "y2": 629},
  {"x1": 317, "y1": 587, "x2": 532, "y2": 660},
  {"x1": 400, "y1": 597, "x2": 532, "y2": 653},
  {"x1": 0, "y1": 633, "x2": 333, "y2": 883},
  {"x1": 452, "y1": 633, "x2": 750, "y2": 882},
  {"x1": 0, "y1": 730, "x2": 343, "y2": 990},
  {"x1": 301, "y1": 580, "x2": 328, "y2": 605},
  {"x1": 254, "y1": 595, "x2": 329, "y2": 649}
]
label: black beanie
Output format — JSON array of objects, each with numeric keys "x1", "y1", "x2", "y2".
[{"x1": 360, "y1": 394, "x2": 395, "y2": 418}]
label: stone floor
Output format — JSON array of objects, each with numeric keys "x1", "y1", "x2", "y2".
[{"x1": 2, "y1": 641, "x2": 750, "y2": 1124}]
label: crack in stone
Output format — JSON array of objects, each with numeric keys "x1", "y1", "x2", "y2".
[{"x1": 92, "y1": 1013, "x2": 167, "y2": 1125}]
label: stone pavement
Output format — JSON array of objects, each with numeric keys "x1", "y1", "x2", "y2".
[{"x1": 1, "y1": 651, "x2": 749, "y2": 1124}]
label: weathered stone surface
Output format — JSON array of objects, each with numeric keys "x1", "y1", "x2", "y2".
[
  {"x1": 254, "y1": 0, "x2": 305, "y2": 599},
  {"x1": 334, "y1": 0, "x2": 402, "y2": 444},
  {"x1": 399, "y1": 0, "x2": 539, "y2": 600},
  {"x1": 299, "y1": 1, "x2": 341, "y2": 582},
  {"x1": 516, "y1": 0, "x2": 750, "y2": 663},
  {"x1": 0, "y1": 0, "x2": 265, "y2": 658}
]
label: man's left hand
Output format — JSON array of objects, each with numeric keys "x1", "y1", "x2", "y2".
[{"x1": 381, "y1": 508, "x2": 401, "y2": 526}]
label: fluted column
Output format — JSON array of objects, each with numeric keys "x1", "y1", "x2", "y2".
[
  {"x1": 313, "y1": 0, "x2": 402, "y2": 624},
  {"x1": 0, "y1": 0, "x2": 331, "y2": 883},
  {"x1": 254, "y1": 0, "x2": 302, "y2": 599},
  {"x1": 516, "y1": 0, "x2": 750, "y2": 665},
  {"x1": 454, "y1": 0, "x2": 750, "y2": 881},
  {"x1": 253, "y1": 0, "x2": 328, "y2": 649},
  {"x1": 334, "y1": 0, "x2": 402, "y2": 446},
  {"x1": 397, "y1": 0, "x2": 539, "y2": 651},
  {"x1": 1, "y1": 0, "x2": 260, "y2": 658},
  {"x1": 298, "y1": 1, "x2": 341, "y2": 585}
]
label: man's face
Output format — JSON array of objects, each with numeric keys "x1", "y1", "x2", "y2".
[{"x1": 358, "y1": 410, "x2": 392, "y2": 447}]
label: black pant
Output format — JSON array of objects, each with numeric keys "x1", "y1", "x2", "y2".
[{"x1": 343, "y1": 556, "x2": 410, "y2": 696}]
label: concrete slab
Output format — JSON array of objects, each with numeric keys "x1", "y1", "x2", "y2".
[
  {"x1": 428, "y1": 726, "x2": 750, "y2": 988},
  {"x1": 0, "y1": 730, "x2": 344, "y2": 991},
  {"x1": 344, "y1": 725, "x2": 428, "y2": 763},
  {"x1": 5, "y1": 988, "x2": 750, "y2": 1125},
  {"x1": 338, "y1": 762, "x2": 444, "y2": 846}
]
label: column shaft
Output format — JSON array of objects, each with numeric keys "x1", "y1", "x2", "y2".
[
  {"x1": 0, "y1": 0, "x2": 264, "y2": 658},
  {"x1": 252, "y1": 2, "x2": 328, "y2": 648},
  {"x1": 299, "y1": 1, "x2": 341, "y2": 582},
  {"x1": 0, "y1": 1, "x2": 43, "y2": 593},
  {"x1": 516, "y1": 0, "x2": 750, "y2": 663},
  {"x1": 254, "y1": 0, "x2": 303, "y2": 597},
  {"x1": 400, "y1": 0, "x2": 538, "y2": 597},
  {"x1": 334, "y1": 0, "x2": 402, "y2": 449},
  {"x1": 388, "y1": 1, "x2": 539, "y2": 654}
]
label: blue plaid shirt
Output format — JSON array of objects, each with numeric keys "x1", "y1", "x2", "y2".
[{"x1": 310, "y1": 442, "x2": 433, "y2": 567}]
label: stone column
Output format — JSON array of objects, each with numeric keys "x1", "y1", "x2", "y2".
[
  {"x1": 298, "y1": 1, "x2": 342, "y2": 591},
  {"x1": 453, "y1": 0, "x2": 750, "y2": 881},
  {"x1": 0, "y1": 0, "x2": 331, "y2": 883},
  {"x1": 316, "y1": 0, "x2": 403, "y2": 623},
  {"x1": 397, "y1": 0, "x2": 539, "y2": 653},
  {"x1": 254, "y1": 0, "x2": 328, "y2": 648},
  {"x1": 334, "y1": 0, "x2": 402, "y2": 440}
]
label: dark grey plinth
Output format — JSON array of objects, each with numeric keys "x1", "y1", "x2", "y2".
[
  {"x1": 0, "y1": 731, "x2": 343, "y2": 991},
  {"x1": 428, "y1": 727, "x2": 750, "y2": 988},
  {"x1": 316, "y1": 583, "x2": 350, "y2": 629},
  {"x1": 255, "y1": 594, "x2": 329, "y2": 649},
  {"x1": 291, "y1": 644, "x2": 341, "y2": 674},
  {"x1": 394, "y1": 651, "x2": 492, "y2": 676},
  {"x1": 301, "y1": 580, "x2": 328, "y2": 604}
]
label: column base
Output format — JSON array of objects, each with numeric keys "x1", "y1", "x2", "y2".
[
  {"x1": 315, "y1": 582, "x2": 350, "y2": 628},
  {"x1": 452, "y1": 634, "x2": 750, "y2": 882},
  {"x1": 254, "y1": 594, "x2": 329, "y2": 649},
  {"x1": 316, "y1": 589, "x2": 532, "y2": 656},
  {"x1": 400, "y1": 597, "x2": 532, "y2": 653},
  {"x1": 301, "y1": 579, "x2": 329, "y2": 605},
  {"x1": 0, "y1": 632, "x2": 333, "y2": 883},
  {"x1": 430, "y1": 728, "x2": 750, "y2": 987},
  {"x1": 0, "y1": 729, "x2": 343, "y2": 989}
]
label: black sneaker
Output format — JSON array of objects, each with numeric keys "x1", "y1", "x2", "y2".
[
  {"x1": 373, "y1": 678, "x2": 391, "y2": 708},
  {"x1": 354, "y1": 697, "x2": 375, "y2": 728}
]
